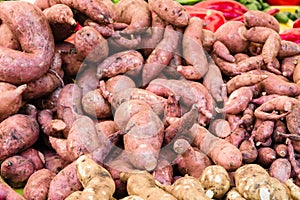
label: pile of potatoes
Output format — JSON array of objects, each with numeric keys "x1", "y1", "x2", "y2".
[{"x1": 1, "y1": 0, "x2": 300, "y2": 199}]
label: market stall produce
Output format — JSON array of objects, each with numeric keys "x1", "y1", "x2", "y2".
[{"x1": 0, "y1": 0, "x2": 300, "y2": 199}]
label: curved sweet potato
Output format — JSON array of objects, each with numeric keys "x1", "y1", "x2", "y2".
[
  {"x1": 0, "y1": 1, "x2": 55, "y2": 84},
  {"x1": 0, "y1": 23, "x2": 20, "y2": 50},
  {"x1": 244, "y1": 10, "x2": 280, "y2": 32}
]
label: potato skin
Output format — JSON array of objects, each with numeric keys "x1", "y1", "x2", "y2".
[
  {"x1": 0, "y1": 1, "x2": 55, "y2": 84},
  {"x1": 23, "y1": 169, "x2": 56, "y2": 200},
  {"x1": 0, "y1": 114, "x2": 40, "y2": 161}
]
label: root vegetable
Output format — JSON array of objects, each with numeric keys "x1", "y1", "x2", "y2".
[
  {"x1": 142, "y1": 25, "x2": 179, "y2": 86},
  {"x1": 278, "y1": 40, "x2": 300, "y2": 58},
  {"x1": 74, "y1": 26, "x2": 109, "y2": 63},
  {"x1": 203, "y1": 58, "x2": 225, "y2": 103},
  {"x1": 225, "y1": 127, "x2": 247, "y2": 148},
  {"x1": 217, "y1": 86, "x2": 254, "y2": 115},
  {"x1": 0, "y1": 1, "x2": 55, "y2": 84},
  {"x1": 115, "y1": 0, "x2": 151, "y2": 34},
  {"x1": 23, "y1": 169, "x2": 56, "y2": 200},
  {"x1": 215, "y1": 21, "x2": 248, "y2": 54},
  {"x1": 257, "y1": 147, "x2": 277, "y2": 167},
  {"x1": 121, "y1": 196, "x2": 145, "y2": 200},
  {"x1": 236, "y1": 55, "x2": 264, "y2": 73},
  {"x1": 76, "y1": 66, "x2": 99, "y2": 96},
  {"x1": 239, "y1": 137, "x2": 258, "y2": 163},
  {"x1": 0, "y1": 23, "x2": 20, "y2": 50},
  {"x1": 285, "y1": 179, "x2": 300, "y2": 200},
  {"x1": 209, "y1": 119, "x2": 231, "y2": 138},
  {"x1": 19, "y1": 148, "x2": 45, "y2": 171},
  {"x1": 49, "y1": 136, "x2": 70, "y2": 162},
  {"x1": 38, "y1": 109, "x2": 66, "y2": 137},
  {"x1": 213, "y1": 40, "x2": 235, "y2": 63},
  {"x1": 173, "y1": 138, "x2": 212, "y2": 178},
  {"x1": 242, "y1": 27, "x2": 275, "y2": 44},
  {"x1": 281, "y1": 55, "x2": 300, "y2": 79},
  {"x1": 225, "y1": 188, "x2": 246, "y2": 200},
  {"x1": 76, "y1": 155, "x2": 115, "y2": 199},
  {"x1": 81, "y1": 89, "x2": 112, "y2": 119},
  {"x1": 158, "y1": 175, "x2": 210, "y2": 200},
  {"x1": 211, "y1": 54, "x2": 240, "y2": 76},
  {"x1": 226, "y1": 73, "x2": 268, "y2": 94},
  {"x1": 42, "y1": 149, "x2": 69, "y2": 174},
  {"x1": 286, "y1": 101, "x2": 300, "y2": 135},
  {"x1": 251, "y1": 94, "x2": 281, "y2": 105},
  {"x1": 48, "y1": 161, "x2": 83, "y2": 200},
  {"x1": 269, "y1": 158, "x2": 291, "y2": 183},
  {"x1": 287, "y1": 140, "x2": 300, "y2": 180},
  {"x1": 1, "y1": 155, "x2": 36, "y2": 188},
  {"x1": 262, "y1": 32, "x2": 281, "y2": 69},
  {"x1": 0, "y1": 114, "x2": 40, "y2": 161},
  {"x1": 274, "y1": 144, "x2": 288, "y2": 158},
  {"x1": 152, "y1": 158, "x2": 173, "y2": 185},
  {"x1": 43, "y1": 4, "x2": 76, "y2": 42},
  {"x1": 293, "y1": 59, "x2": 300, "y2": 84},
  {"x1": 252, "y1": 120, "x2": 274, "y2": 145},
  {"x1": 200, "y1": 165, "x2": 231, "y2": 199},
  {"x1": 124, "y1": 109, "x2": 164, "y2": 171},
  {"x1": 120, "y1": 171, "x2": 177, "y2": 200},
  {"x1": 148, "y1": 0, "x2": 189, "y2": 27},
  {"x1": 22, "y1": 52, "x2": 64, "y2": 100},
  {"x1": 177, "y1": 17, "x2": 208, "y2": 80},
  {"x1": 0, "y1": 83, "x2": 27, "y2": 122},
  {"x1": 202, "y1": 29, "x2": 216, "y2": 53},
  {"x1": 190, "y1": 124, "x2": 242, "y2": 171},
  {"x1": 54, "y1": 0, "x2": 113, "y2": 24},
  {"x1": 65, "y1": 191, "x2": 83, "y2": 200},
  {"x1": 0, "y1": 177, "x2": 25, "y2": 200},
  {"x1": 243, "y1": 10, "x2": 280, "y2": 32},
  {"x1": 105, "y1": 75, "x2": 136, "y2": 95},
  {"x1": 96, "y1": 50, "x2": 144, "y2": 79}
]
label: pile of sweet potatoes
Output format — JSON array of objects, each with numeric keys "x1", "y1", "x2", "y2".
[{"x1": 1, "y1": 0, "x2": 300, "y2": 199}]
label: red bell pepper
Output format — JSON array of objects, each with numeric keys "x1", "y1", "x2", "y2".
[
  {"x1": 184, "y1": 6, "x2": 226, "y2": 32},
  {"x1": 293, "y1": 18, "x2": 300, "y2": 28},
  {"x1": 193, "y1": 0, "x2": 249, "y2": 20},
  {"x1": 266, "y1": 0, "x2": 300, "y2": 6},
  {"x1": 280, "y1": 28, "x2": 300, "y2": 44}
]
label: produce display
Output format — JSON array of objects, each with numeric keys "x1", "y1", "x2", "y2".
[{"x1": 0, "y1": 0, "x2": 300, "y2": 199}]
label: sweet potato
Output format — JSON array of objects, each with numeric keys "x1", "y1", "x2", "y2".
[
  {"x1": 54, "y1": 0, "x2": 113, "y2": 24},
  {"x1": 115, "y1": 0, "x2": 151, "y2": 34},
  {"x1": 74, "y1": 26, "x2": 109, "y2": 63},
  {"x1": 200, "y1": 165, "x2": 231, "y2": 199},
  {"x1": 0, "y1": 177, "x2": 25, "y2": 200},
  {"x1": 213, "y1": 40, "x2": 235, "y2": 63},
  {"x1": 23, "y1": 52, "x2": 64, "y2": 100},
  {"x1": 209, "y1": 119, "x2": 231, "y2": 138},
  {"x1": 235, "y1": 55, "x2": 264, "y2": 73},
  {"x1": 225, "y1": 127, "x2": 247, "y2": 148},
  {"x1": 0, "y1": 23, "x2": 20, "y2": 50},
  {"x1": 274, "y1": 144, "x2": 288, "y2": 158},
  {"x1": 226, "y1": 73, "x2": 268, "y2": 94},
  {"x1": 173, "y1": 138, "x2": 212, "y2": 178},
  {"x1": 286, "y1": 101, "x2": 300, "y2": 135},
  {"x1": 251, "y1": 94, "x2": 281, "y2": 105},
  {"x1": 0, "y1": 114, "x2": 40, "y2": 161},
  {"x1": 257, "y1": 147, "x2": 276, "y2": 167},
  {"x1": 203, "y1": 58, "x2": 225, "y2": 103},
  {"x1": 0, "y1": 1, "x2": 55, "y2": 84},
  {"x1": 84, "y1": 19, "x2": 114, "y2": 38},
  {"x1": 76, "y1": 155, "x2": 116, "y2": 199},
  {"x1": 278, "y1": 40, "x2": 300, "y2": 58},
  {"x1": 212, "y1": 54, "x2": 242, "y2": 77},
  {"x1": 252, "y1": 120, "x2": 274, "y2": 145},
  {"x1": 81, "y1": 89, "x2": 112, "y2": 119},
  {"x1": 261, "y1": 31, "x2": 281, "y2": 69},
  {"x1": 142, "y1": 25, "x2": 179, "y2": 85},
  {"x1": 48, "y1": 161, "x2": 83, "y2": 200},
  {"x1": 287, "y1": 140, "x2": 300, "y2": 180},
  {"x1": 248, "y1": 42, "x2": 263, "y2": 56},
  {"x1": 97, "y1": 50, "x2": 144, "y2": 79},
  {"x1": 124, "y1": 109, "x2": 164, "y2": 171},
  {"x1": 148, "y1": 0, "x2": 189, "y2": 27},
  {"x1": 293, "y1": 58, "x2": 300, "y2": 85},
  {"x1": 0, "y1": 82, "x2": 27, "y2": 122},
  {"x1": 239, "y1": 137, "x2": 258, "y2": 163},
  {"x1": 177, "y1": 17, "x2": 208, "y2": 80},
  {"x1": 76, "y1": 65, "x2": 99, "y2": 98},
  {"x1": 1, "y1": 155, "x2": 36, "y2": 188},
  {"x1": 190, "y1": 124, "x2": 242, "y2": 171},
  {"x1": 243, "y1": 10, "x2": 280, "y2": 32},
  {"x1": 43, "y1": 4, "x2": 76, "y2": 42},
  {"x1": 38, "y1": 109, "x2": 66, "y2": 137},
  {"x1": 152, "y1": 158, "x2": 173, "y2": 185},
  {"x1": 57, "y1": 83, "x2": 83, "y2": 137},
  {"x1": 120, "y1": 171, "x2": 177, "y2": 200},
  {"x1": 42, "y1": 149, "x2": 69, "y2": 174},
  {"x1": 217, "y1": 86, "x2": 254, "y2": 115},
  {"x1": 158, "y1": 175, "x2": 210, "y2": 200},
  {"x1": 234, "y1": 53, "x2": 249, "y2": 63},
  {"x1": 66, "y1": 115, "x2": 101, "y2": 161},
  {"x1": 242, "y1": 26, "x2": 275, "y2": 44},
  {"x1": 23, "y1": 169, "x2": 56, "y2": 200},
  {"x1": 19, "y1": 148, "x2": 45, "y2": 171},
  {"x1": 281, "y1": 55, "x2": 300, "y2": 79},
  {"x1": 215, "y1": 21, "x2": 248, "y2": 54},
  {"x1": 269, "y1": 158, "x2": 291, "y2": 183},
  {"x1": 105, "y1": 75, "x2": 136, "y2": 95}
]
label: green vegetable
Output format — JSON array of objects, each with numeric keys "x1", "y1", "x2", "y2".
[
  {"x1": 112, "y1": 0, "x2": 119, "y2": 4},
  {"x1": 175, "y1": 0, "x2": 203, "y2": 5},
  {"x1": 275, "y1": 12, "x2": 290, "y2": 24},
  {"x1": 236, "y1": 0, "x2": 270, "y2": 11}
]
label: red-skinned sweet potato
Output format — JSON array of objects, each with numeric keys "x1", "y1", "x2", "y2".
[
  {"x1": 243, "y1": 10, "x2": 280, "y2": 32},
  {"x1": 257, "y1": 147, "x2": 276, "y2": 167},
  {"x1": 0, "y1": 1, "x2": 55, "y2": 84},
  {"x1": 269, "y1": 158, "x2": 291, "y2": 183},
  {"x1": 0, "y1": 23, "x2": 20, "y2": 50}
]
